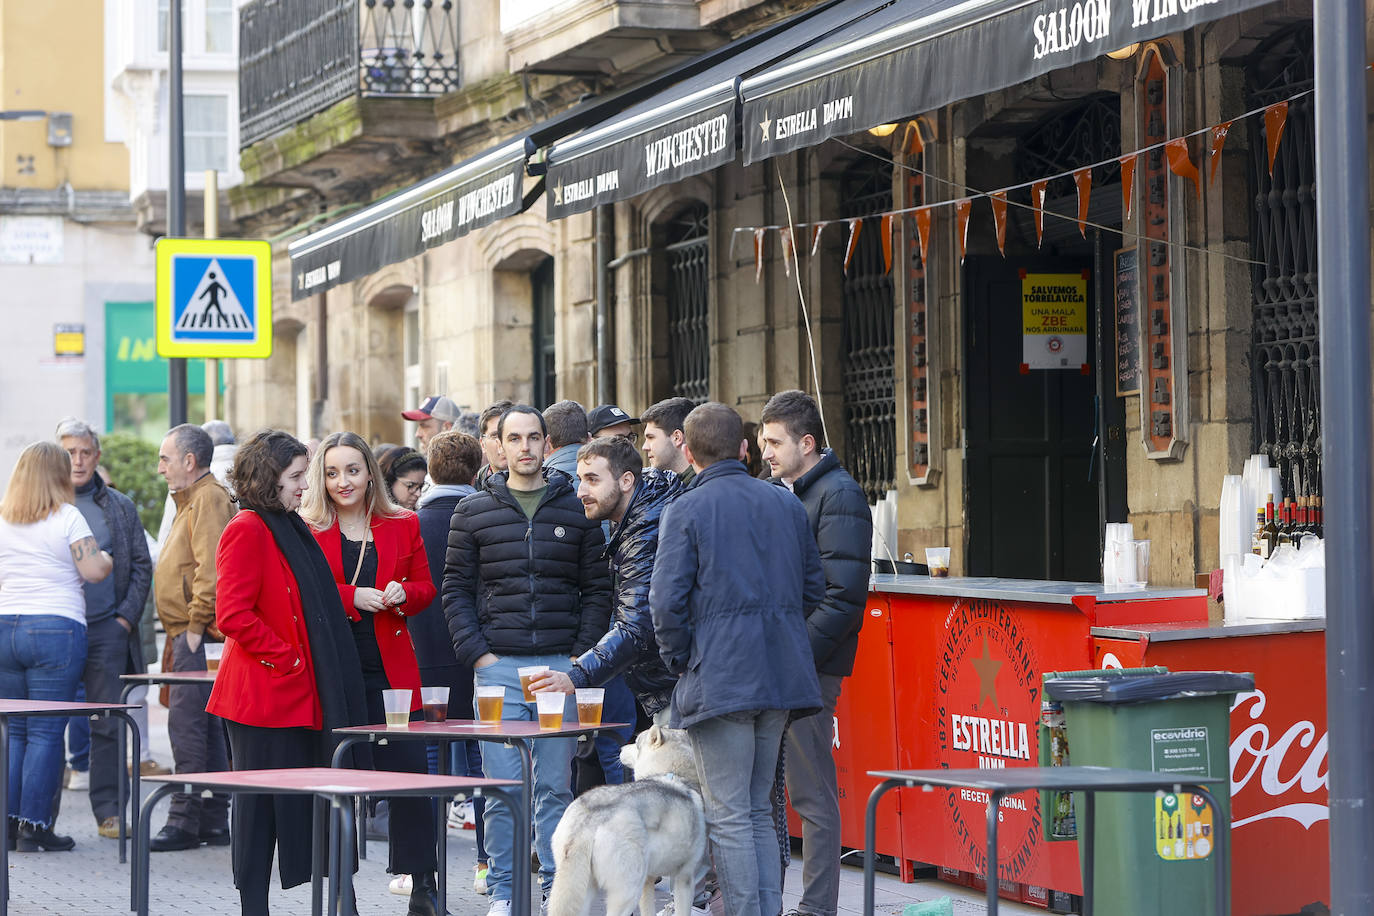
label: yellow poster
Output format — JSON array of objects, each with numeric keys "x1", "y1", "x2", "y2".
[{"x1": 1021, "y1": 272, "x2": 1088, "y2": 370}]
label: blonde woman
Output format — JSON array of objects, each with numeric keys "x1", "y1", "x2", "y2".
[
  {"x1": 0, "y1": 442, "x2": 112, "y2": 852},
  {"x1": 300, "y1": 431, "x2": 441, "y2": 916}
]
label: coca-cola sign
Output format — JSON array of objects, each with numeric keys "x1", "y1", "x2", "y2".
[{"x1": 1230, "y1": 688, "x2": 1329, "y2": 829}]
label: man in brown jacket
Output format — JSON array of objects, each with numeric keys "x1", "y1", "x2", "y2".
[{"x1": 150, "y1": 424, "x2": 233, "y2": 852}]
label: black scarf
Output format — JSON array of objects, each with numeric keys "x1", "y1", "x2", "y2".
[{"x1": 254, "y1": 508, "x2": 372, "y2": 769}]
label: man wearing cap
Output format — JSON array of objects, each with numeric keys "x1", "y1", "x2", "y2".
[
  {"x1": 403, "y1": 395, "x2": 461, "y2": 454},
  {"x1": 587, "y1": 404, "x2": 638, "y2": 441}
]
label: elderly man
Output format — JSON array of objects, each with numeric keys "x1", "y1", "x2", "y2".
[
  {"x1": 403, "y1": 394, "x2": 461, "y2": 454},
  {"x1": 56, "y1": 418, "x2": 152, "y2": 839},
  {"x1": 150, "y1": 424, "x2": 234, "y2": 852}
]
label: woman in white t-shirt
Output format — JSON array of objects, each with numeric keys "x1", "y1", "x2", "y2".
[{"x1": 0, "y1": 441, "x2": 112, "y2": 852}]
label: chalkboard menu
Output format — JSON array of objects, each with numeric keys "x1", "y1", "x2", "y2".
[{"x1": 1114, "y1": 246, "x2": 1141, "y2": 397}]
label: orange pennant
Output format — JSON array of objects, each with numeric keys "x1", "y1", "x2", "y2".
[
  {"x1": 1119, "y1": 154, "x2": 1137, "y2": 221},
  {"x1": 1165, "y1": 138, "x2": 1201, "y2": 198},
  {"x1": 955, "y1": 198, "x2": 972, "y2": 264},
  {"x1": 990, "y1": 192, "x2": 1008, "y2": 257},
  {"x1": 904, "y1": 121, "x2": 925, "y2": 156},
  {"x1": 1074, "y1": 167, "x2": 1092, "y2": 238},
  {"x1": 843, "y1": 219, "x2": 863, "y2": 274},
  {"x1": 881, "y1": 215, "x2": 894, "y2": 274},
  {"x1": 754, "y1": 228, "x2": 766, "y2": 283},
  {"x1": 1209, "y1": 121, "x2": 1233, "y2": 184},
  {"x1": 1265, "y1": 101, "x2": 1289, "y2": 177},
  {"x1": 1032, "y1": 180, "x2": 1048, "y2": 248},
  {"x1": 914, "y1": 208, "x2": 932, "y2": 265},
  {"x1": 780, "y1": 227, "x2": 795, "y2": 278},
  {"x1": 810, "y1": 224, "x2": 826, "y2": 257}
]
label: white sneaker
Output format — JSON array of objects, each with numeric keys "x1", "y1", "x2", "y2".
[
  {"x1": 388, "y1": 874, "x2": 413, "y2": 896},
  {"x1": 66, "y1": 769, "x2": 89, "y2": 791},
  {"x1": 449, "y1": 799, "x2": 474, "y2": 830},
  {"x1": 487, "y1": 900, "x2": 512, "y2": 916}
]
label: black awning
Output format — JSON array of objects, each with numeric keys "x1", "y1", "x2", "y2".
[
  {"x1": 742, "y1": 0, "x2": 1280, "y2": 164},
  {"x1": 544, "y1": 0, "x2": 894, "y2": 220},
  {"x1": 288, "y1": 139, "x2": 532, "y2": 300}
]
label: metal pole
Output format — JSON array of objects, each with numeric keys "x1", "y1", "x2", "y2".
[
  {"x1": 594, "y1": 204, "x2": 615, "y2": 405},
  {"x1": 1316, "y1": 0, "x2": 1374, "y2": 911},
  {"x1": 203, "y1": 170, "x2": 219, "y2": 422},
  {"x1": 167, "y1": 0, "x2": 188, "y2": 427}
]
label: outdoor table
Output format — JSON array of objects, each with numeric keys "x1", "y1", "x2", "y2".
[
  {"x1": 861, "y1": 766, "x2": 1229, "y2": 916},
  {"x1": 332, "y1": 718, "x2": 631, "y2": 916},
  {"x1": 0, "y1": 699, "x2": 139, "y2": 916},
  {"x1": 135, "y1": 766, "x2": 522, "y2": 916}
]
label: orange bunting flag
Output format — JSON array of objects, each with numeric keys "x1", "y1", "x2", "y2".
[
  {"x1": 905, "y1": 121, "x2": 925, "y2": 156},
  {"x1": 1165, "y1": 138, "x2": 1201, "y2": 198},
  {"x1": 1119, "y1": 154, "x2": 1137, "y2": 222},
  {"x1": 881, "y1": 215, "x2": 894, "y2": 274},
  {"x1": 990, "y1": 191, "x2": 1008, "y2": 257},
  {"x1": 753, "y1": 228, "x2": 766, "y2": 283},
  {"x1": 1265, "y1": 101, "x2": 1289, "y2": 177},
  {"x1": 1209, "y1": 121, "x2": 1233, "y2": 184},
  {"x1": 1032, "y1": 180, "x2": 1048, "y2": 248},
  {"x1": 843, "y1": 219, "x2": 863, "y2": 274},
  {"x1": 955, "y1": 198, "x2": 972, "y2": 265},
  {"x1": 1073, "y1": 167, "x2": 1092, "y2": 238},
  {"x1": 914, "y1": 208, "x2": 932, "y2": 265},
  {"x1": 810, "y1": 223, "x2": 827, "y2": 257},
  {"x1": 780, "y1": 227, "x2": 795, "y2": 278}
]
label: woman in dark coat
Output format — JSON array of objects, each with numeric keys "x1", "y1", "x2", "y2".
[{"x1": 207, "y1": 429, "x2": 370, "y2": 916}]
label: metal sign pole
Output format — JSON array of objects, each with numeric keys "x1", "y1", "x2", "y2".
[
  {"x1": 167, "y1": 0, "x2": 188, "y2": 427},
  {"x1": 204, "y1": 170, "x2": 219, "y2": 422},
  {"x1": 1315, "y1": 0, "x2": 1374, "y2": 911}
]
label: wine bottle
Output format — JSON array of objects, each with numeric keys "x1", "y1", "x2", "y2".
[
  {"x1": 1261, "y1": 494, "x2": 1279, "y2": 559},
  {"x1": 1277, "y1": 499, "x2": 1295, "y2": 549}
]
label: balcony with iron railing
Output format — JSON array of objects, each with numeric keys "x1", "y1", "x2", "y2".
[{"x1": 239, "y1": 0, "x2": 460, "y2": 149}]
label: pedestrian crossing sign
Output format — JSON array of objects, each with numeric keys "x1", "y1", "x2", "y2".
[{"x1": 155, "y1": 237, "x2": 272, "y2": 358}]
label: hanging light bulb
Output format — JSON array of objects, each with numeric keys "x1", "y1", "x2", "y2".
[
  {"x1": 1105, "y1": 43, "x2": 1140, "y2": 60},
  {"x1": 867, "y1": 122, "x2": 898, "y2": 137}
]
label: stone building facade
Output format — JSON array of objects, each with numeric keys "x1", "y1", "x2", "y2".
[{"x1": 227, "y1": 0, "x2": 1338, "y2": 588}]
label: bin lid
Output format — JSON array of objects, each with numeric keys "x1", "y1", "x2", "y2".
[{"x1": 1042, "y1": 670, "x2": 1255, "y2": 703}]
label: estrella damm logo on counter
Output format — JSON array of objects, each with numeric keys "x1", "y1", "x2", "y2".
[{"x1": 935, "y1": 598, "x2": 1043, "y2": 879}]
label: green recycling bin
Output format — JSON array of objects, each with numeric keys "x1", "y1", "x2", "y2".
[{"x1": 1041, "y1": 667, "x2": 1254, "y2": 916}]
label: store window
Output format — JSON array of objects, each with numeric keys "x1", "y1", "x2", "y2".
[
  {"x1": 1246, "y1": 26, "x2": 1318, "y2": 502},
  {"x1": 839, "y1": 157, "x2": 896, "y2": 503},
  {"x1": 184, "y1": 94, "x2": 229, "y2": 173},
  {"x1": 661, "y1": 202, "x2": 710, "y2": 403}
]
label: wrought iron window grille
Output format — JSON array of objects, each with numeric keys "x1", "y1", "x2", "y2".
[{"x1": 664, "y1": 203, "x2": 711, "y2": 405}]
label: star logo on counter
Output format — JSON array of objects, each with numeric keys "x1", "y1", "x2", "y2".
[
  {"x1": 970, "y1": 635, "x2": 1002, "y2": 709},
  {"x1": 759, "y1": 113, "x2": 773, "y2": 142},
  {"x1": 552, "y1": 182, "x2": 564, "y2": 206}
]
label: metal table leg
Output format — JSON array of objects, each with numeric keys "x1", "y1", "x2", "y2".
[
  {"x1": 312, "y1": 795, "x2": 326, "y2": 916},
  {"x1": 1082, "y1": 791, "x2": 1096, "y2": 916},
  {"x1": 436, "y1": 737, "x2": 449, "y2": 916},
  {"x1": 334, "y1": 795, "x2": 359, "y2": 916},
  {"x1": 492, "y1": 783, "x2": 531, "y2": 916},
  {"x1": 985, "y1": 791, "x2": 1003, "y2": 916},
  {"x1": 509, "y1": 738, "x2": 535, "y2": 916},
  {"x1": 862, "y1": 779, "x2": 900, "y2": 916},
  {"x1": 109, "y1": 709, "x2": 140, "y2": 867},
  {"x1": 137, "y1": 783, "x2": 180, "y2": 916},
  {"x1": 1, "y1": 715, "x2": 9, "y2": 916},
  {"x1": 328, "y1": 737, "x2": 366, "y2": 916},
  {"x1": 1189, "y1": 785, "x2": 1229, "y2": 916}
]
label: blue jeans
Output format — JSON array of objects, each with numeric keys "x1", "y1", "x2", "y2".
[
  {"x1": 66, "y1": 681, "x2": 89, "y2": 771},
  {"x1": 688, "y1": 708, "x2": 789, "y2": 916},
  {"x1": 0, "y1": 616, "x2": 87, "y2": 827},
  {"x1": 474, "y1": 653, "x2": 575, "y2": 902}
]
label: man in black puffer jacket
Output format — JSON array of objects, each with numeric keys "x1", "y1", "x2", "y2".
[
  {"x1": 761, "y1": 390, "x2": 873, "y2": 916},
  {"x1": 442, "y1": 405, "x2": 611, "y2": 916},
  {"x1": 528, "y1": 436, "x2": 682, "y2": 719}
]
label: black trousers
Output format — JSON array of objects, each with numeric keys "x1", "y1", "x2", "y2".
[
  {"x1": 167, "y1": 633, "x2": 230, "y2": 833},
  {"x1": 362, "y1": 687, "x2": 436, "y2": 876},
  {"x1": 224, "y1": 721, "x2": 323, "y2": 914}
]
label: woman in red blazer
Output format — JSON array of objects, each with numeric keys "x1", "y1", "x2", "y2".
[
  {"x1": 208, "y1": 430, "x2": 371, "y2": 916},
  {"x1": 301, "y1": 430, "x2": 441, "y2": 916}
]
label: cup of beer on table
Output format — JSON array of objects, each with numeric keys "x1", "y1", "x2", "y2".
[
  {"x1": 475, "y1": 685, "x2": 505, "y2": 724},
  {"x1": 382, "y1": 689, "x2": 411, "y2": 729},
  {"x1": 420, "y1": 686, "x2": 449, "y2": 722},
  {"x1": 535, "y1": 691, "x2": 564, "y2": 730},
  {"x1": 575, "y1": 688, "x2": 604, "y2": 727},
  {"x1": 517, "y1": 665, "x2": 549, "y2": 702},
  {"x1": 925, "y1": 547, "x2": 951, "y2": 578}
]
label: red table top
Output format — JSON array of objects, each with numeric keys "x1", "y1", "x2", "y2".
[
  {"x1": 0, "y1": 699, "x2": 138, "y2": 715},
  {"x1": 120, "y1": 671, "x2": 217, "y2": 685},
  {"x1": 142, "y1": 766, "x2": 521, "y2": 795},
  {"x1": 333, "y1": 719, "x2": 633, "y2": 740}
]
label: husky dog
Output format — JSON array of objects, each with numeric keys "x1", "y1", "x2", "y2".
[{"x1": 548, "y1": 726, "x2": 705, "y2": 916}]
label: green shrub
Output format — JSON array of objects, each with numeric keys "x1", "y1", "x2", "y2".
[{"x1": 100, "y1": 433, "x2": 166, "y2": 534}]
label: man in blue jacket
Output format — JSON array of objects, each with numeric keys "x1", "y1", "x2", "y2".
[
  {"x1": 761, "y1": 390, "x2": 873, "y2": 916},
  {"x1": 651, "y1": 402, "x2": 824, "y2": 916}
]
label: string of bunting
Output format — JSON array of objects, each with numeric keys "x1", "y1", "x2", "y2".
[{"x1": 736, "y1": 87, "x2": 1306, "y2": 280}]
